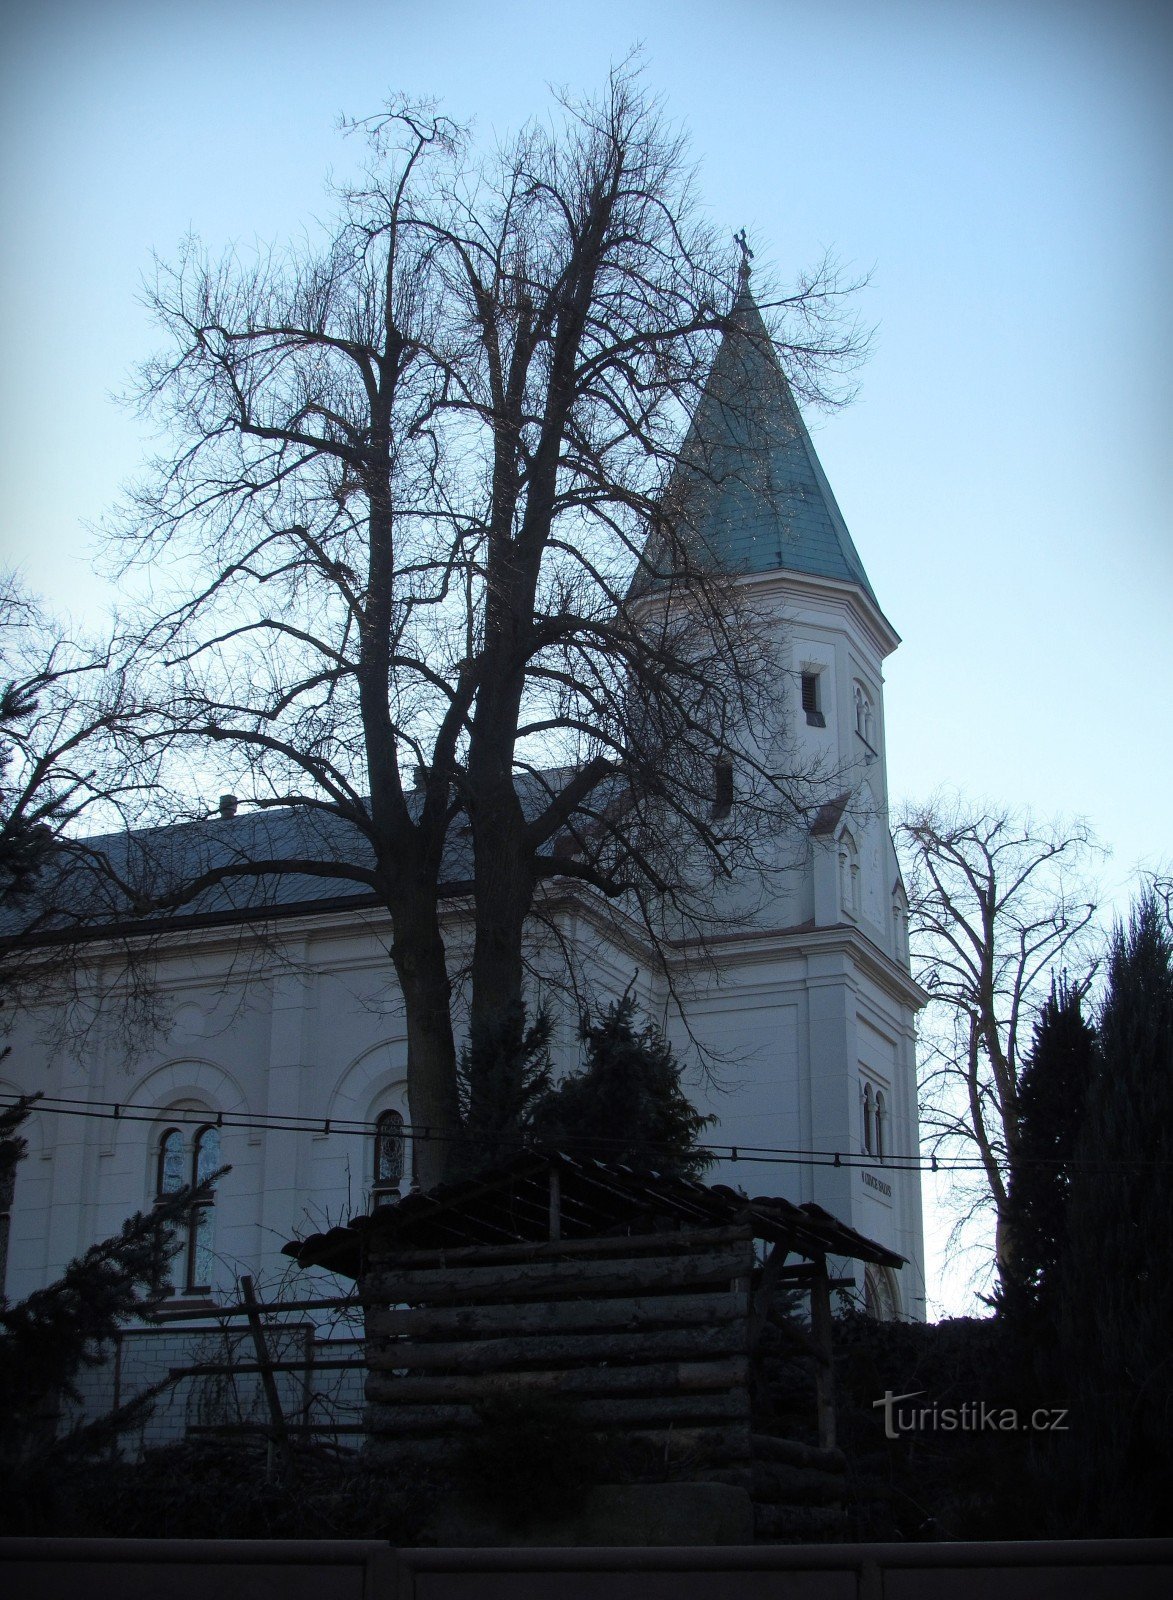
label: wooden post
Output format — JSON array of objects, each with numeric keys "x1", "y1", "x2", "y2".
[
  {"x1": 240, "y1": 1273, "x2": 287, "y2": 1443},
  {"x1": 748, "y1": 1239, "x2": 792, "y2": 1350},
  {"x1": 302, "y1": 1324, "x2": 315, "y2": 1432},
  {"x1": 809, "y1": 1255, "x2": 837, "y2": 1451},
  {"x1": 548, "y1": 1165, "x2": 562, "y2": 1242}
]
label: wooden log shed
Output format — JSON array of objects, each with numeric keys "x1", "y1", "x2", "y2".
[{"x1": 284, "y1": 1152, "x2": 903, "y2": 1490}]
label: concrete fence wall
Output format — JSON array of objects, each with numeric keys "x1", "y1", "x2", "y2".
[{"x1": 4, "y1": 1538, "x2": 1173, "y2": 1600}]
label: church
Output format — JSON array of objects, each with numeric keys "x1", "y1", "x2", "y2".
[{"x1": 0, "y1": 275, "x2": 927, "y2": 1373}]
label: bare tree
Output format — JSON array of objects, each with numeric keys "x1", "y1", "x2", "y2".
[
  {"x1": 107, "y1": 71, "x2": 866, "y2": 1185},
  {"x1": 896, "y1": 794, "x2": 1104, "y2": 1277},
  {"x1": 0, "y1": 576, "x2": 167, "y2": 1050}
]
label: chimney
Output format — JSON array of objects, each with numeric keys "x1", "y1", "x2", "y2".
[{"x1": 218, "y1": 794, "x2": 239, "y2": 820}]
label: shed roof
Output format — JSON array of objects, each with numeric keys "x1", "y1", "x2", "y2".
[{"x1": 283, "y1": 1149, "x2": 905, "y2": 1279}]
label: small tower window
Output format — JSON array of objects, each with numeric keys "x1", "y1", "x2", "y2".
[
  {"x1": 374, "y1": 1110, "x2": 406, "y2": 1206},
  {"x1": 712, "y1": 757, "x2": 733, "y2": 819},
  {"x1": 860, "y1": 1079, "x2": 888, "y2": 1164},
  {"x1": 861, "y1": 1082, "x2": 874, "y2": 1156},
  {"x1": 839, "y1": 831, "x2": 861, "y2": 918},
  {"x1": 853, "y1": 682, "x2": 875, "y2": 747},
  {"x1": 801, "y1": 672, "x2": 826, "y2": 728}
]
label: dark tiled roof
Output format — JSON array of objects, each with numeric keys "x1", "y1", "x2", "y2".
[
  {"x1": 283, "y1": 1149, "x2": 905, "y2": 1278},
  {"x1": 1, "y1": 768, "x2": 612, "y2": 943},
  {"x1": 655, "y1": 284, "x2": 878, "y2": 602},
  {"x1": 0, "y1": 806, "x2": 383, "y2": 942}
]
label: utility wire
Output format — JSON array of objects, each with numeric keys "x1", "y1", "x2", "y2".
[{"x1": 3, "y1": 1092, "x2": 1168, "y2": 1176}]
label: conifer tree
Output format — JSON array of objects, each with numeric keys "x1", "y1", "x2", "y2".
[
  {"x1": 528, "y1": 994, "x2": 713, "y2": 1179},
  {"x1": 0, "y1": 1097, "x2": 218, "y2": 1468},
  {"x1": 996, "y1": 979, "x2": 1097, "y2": 1338},
  {"x1": 1057, "y1": 895, "x2": 1173, "y2": 1533},
  {"x1": 455, "y1": 1006, "x2": 553, "y2": 1178}
]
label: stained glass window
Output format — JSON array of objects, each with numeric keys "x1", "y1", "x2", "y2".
[
  {"x1": 157, "y1": 1129, "x2": 187, "y2": 1195},
  {"x1": 374, "y1": 1110, "x2": 405, "y2": 1201}
]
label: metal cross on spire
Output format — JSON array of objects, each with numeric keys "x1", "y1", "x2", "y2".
[{"x1": 734, "y1": 228, "x2": 754, "y2": 285}]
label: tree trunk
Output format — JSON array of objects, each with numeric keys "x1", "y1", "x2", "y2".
[
  {"x1": 467, "y1": 765, "x2": 532, "y2": 1039},
  {"x1": 388, "y1": 897, "x2": 462, "y2": 1190}
]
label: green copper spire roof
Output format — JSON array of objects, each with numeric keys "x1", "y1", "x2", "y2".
[{"x1": 665, "y1": 275, "x2": 878, "y2": 605}]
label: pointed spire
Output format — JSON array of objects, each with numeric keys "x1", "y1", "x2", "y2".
[{"x1": 662, "y1": 270, "x2": 878, "y2": 605}]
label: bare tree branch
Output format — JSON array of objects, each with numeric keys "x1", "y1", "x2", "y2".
[{"x1": 897, "y1": 791, "x2": 1105, "y2": 1277}]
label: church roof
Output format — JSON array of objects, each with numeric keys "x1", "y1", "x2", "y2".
[
  {"x1": 663, "y1": 277, "x2": 878, "y2": 604},
  {"x1": 0, "y1": 768, "x2": 628, "y2": 944}
]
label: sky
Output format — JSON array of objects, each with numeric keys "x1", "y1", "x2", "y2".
[{"x1": 1, "y1": 0, "x2": 1170, "y2": 1314}]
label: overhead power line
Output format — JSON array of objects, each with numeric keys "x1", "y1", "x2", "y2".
[{"x1": 2, "y1": 1092, "x2": 1168, "y2": 1177}]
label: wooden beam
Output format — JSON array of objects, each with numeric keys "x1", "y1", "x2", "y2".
[
  {"x1": 808, "y1": 1256, "x2": 837, "y2": 1451},
  {"x1": 240, "y1": 1273, "x2": 286, "y2": 1444},
  {"x1": 748, "y1": 1238, "x2": 792, "y2": 1350}
]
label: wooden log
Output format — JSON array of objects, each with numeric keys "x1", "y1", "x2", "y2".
[
  {"x1": 537, "y1": 1391, "x2": 752, "y2": 1429},
  {"x1": 624, "y1": 1424, "x2": 752, "y2": 1466},
  {"x1": 364, "y1": 1355, "x2": 749, "y2": 1406},
  {"x1": 751, "y1": 1433, "x2": 846, "y2": 1473},
  {"x1": 750, "y1": 1463, "x2": 848, "y2": 1505},
  {"x1": 365, "y1": 1289, "x2": 747, "y2": 1340},
  {"x1": 367, "y1": 1223, "x2": 754, "y2": 1273},
  {"x1": 361, "y1": 1422, "x2": 752, "y2": 1471},
  {"x1": 365, "y1": 1321, "x2": 747, "y2": 1373},
  {"x1": 365, "y1": 1390, "x2": 751, "y2": 1437},
  {"x1": 696, "y1": 1465, "x2": 754, "y2": 1492},
  {"x1": 362, "y1": 1434, "x2": 456, "y2": 1469},
  {"x1": 754, "y1": 1503, "x2": 845, "y2": 1539},
  {"x1": 363, "y1": 1243, "x2": 754, "y2": 1307}
]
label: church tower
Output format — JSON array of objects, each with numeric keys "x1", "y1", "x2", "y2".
[{"x1": 655, "y1": 265, "x2": 926, "y2": 1318}]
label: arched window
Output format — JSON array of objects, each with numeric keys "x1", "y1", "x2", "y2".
[
  {"x1": 373, "y1": 1110, "x2": 405, "y2": 1206},
  {"x1": 892, "y1": 887, "x2": 910, "y2": 961},
  {"x1": 157, "y1": 1128, "x2": 187, "y2": 1196},
  {"x1": 155, "y1": 1122, "x2": 220, "y2": 1295},
  {"x1": 861, "y1": 1082, "x2": 874, "y2": 1156},
  {"x1": 864, "y1": 1264, "x2": 899, "y2": 1321},
  {"x1": 853, "y1": 682, "x2": 874, "y2": 746},
  {"x1": 840, "y1": 831, "x2": 860, "y2": 918},
  {"x1": 874, "y1": 1091, "x2": 886, "y2": 1161}
]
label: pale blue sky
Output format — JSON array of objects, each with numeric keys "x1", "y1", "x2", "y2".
[{"x1": 2, "y1": 0, "x2": 1170, "y2": 1310}]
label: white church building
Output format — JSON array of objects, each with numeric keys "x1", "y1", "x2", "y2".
[{"x1": 1, "y1": 281, "x2": 927, "y2": 1396}]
